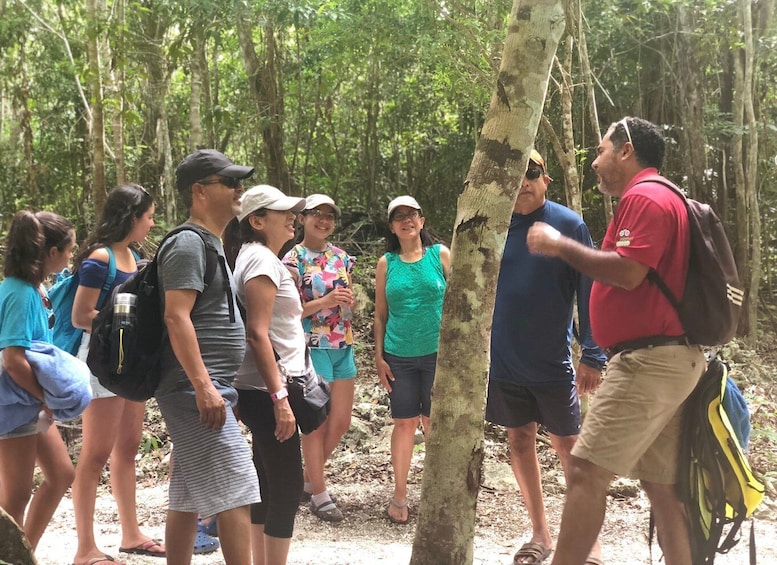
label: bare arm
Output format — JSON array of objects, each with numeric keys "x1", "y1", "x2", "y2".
[
  {"x1": 163, "y1": 288, "x2": 226, "y2": 431},
  {"x1": 439, "y1": 245, "x2": 452, "y2": 279},
  {"x1": 244, "y1": 275, "x2": 296, "y2": 442},
  {"x1": 526, "y1": 222, "x2": 649, "y2": 290},
  {"x1": 71, "y1": 247, "x2": 112, "y2": 331},
  {"x1": 373, "y1": 256, "x2": 395, "y2": 392},
  {"x1": 2, "y1": 347, "x2": 46, "y2": 405}
]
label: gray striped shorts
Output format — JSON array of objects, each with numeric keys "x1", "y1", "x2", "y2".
[{"x1": 157, "y1": 386, "x2": 261, "y2": 516}]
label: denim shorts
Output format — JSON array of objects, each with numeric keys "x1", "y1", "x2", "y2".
[
  {"x1": 310, "y1": 347, "x2": 357, "y2": 383},
  {"x1": 0, "y1": 418, "x2": 39, "y2": 439},
  {"x1": 485, "y1": 379, "x2": 580, "y2": 436},
  {"x1": 383, "y1": 352, "x2": 437, "y2": 419}
]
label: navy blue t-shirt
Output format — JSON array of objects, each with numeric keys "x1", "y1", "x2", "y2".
[{"x1": 490, "y1": 200, "x2": 605, "y2": 387}]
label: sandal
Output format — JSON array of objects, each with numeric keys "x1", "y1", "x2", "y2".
[
  {"x1": 193, "y1": 529, "x2": 220, "y2": 555},
  {"x1": 310, "y1": 499, "x2": 344, "y2": 522},
  {"x1": 119, "y1": 539, "x2": 165, "y2": 557},
  {"x1": 513, "y1": 541, "x2": 551, "y2": 564},
  {"x1": 586, "y1": 559, "x2": 605, "y2": 565},
  {"x1": 386, "y1": 498, "x2": 409, "y2": 525}
]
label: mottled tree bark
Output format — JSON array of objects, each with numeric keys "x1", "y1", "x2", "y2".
[
  {"x1": 409, "y1": 1, "x2": 565, "y2": 563},
  {"x1": 86, "y1": 0, "x2": 106, "y2": 211},
  {"x1": 0, "y1": 507, "x2": 36, "y2": 564}
]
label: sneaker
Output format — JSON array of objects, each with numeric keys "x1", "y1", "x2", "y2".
[{"x1": 310, "y1": 499, "x2": 344, "y2": 523}]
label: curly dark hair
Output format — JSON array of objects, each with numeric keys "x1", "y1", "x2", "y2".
[
  {"x1": 223, "y1": 210, "x2": 270, "y2": 270},
  {"x1": 4, "y1": 210, "x2": 74, "y2": 284},
  {"x1": 73, "y1": 183, "x2": 153, "y2": 271},
  {"x1": 609, "y1": 117, "x2": 666, "y2": 170}
]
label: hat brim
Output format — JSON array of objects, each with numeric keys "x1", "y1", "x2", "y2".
[
  {"x1": 264, "y1": 196, "x2": 307, "y2": 213},
  {"x1": 217, "y1": 164, "x2": 255, "y2": 179}
]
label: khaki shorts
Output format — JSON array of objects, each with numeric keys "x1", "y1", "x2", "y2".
[{"x1": 572, "y1": 344, "x2": 705, "y2": 484}]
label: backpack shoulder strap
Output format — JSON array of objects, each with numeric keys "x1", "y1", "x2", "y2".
[
  {"x1": 634, "y1": 175, "x2": 688, "y2": 312},
  {"x1": 96, "y1": 247, "x2": 117, "y2": 310},
  {"x1": 156, "y1": 224, "x2": 235, "y2": 323}
]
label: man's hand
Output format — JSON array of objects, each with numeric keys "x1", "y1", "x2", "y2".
[
  {"x1": 527, "y1": 222, "x2": 563, "y2": 257},
  {"x1": 577, "y1": 362, "x2": 603, "y2": 395},
  {"x1": 194, "y1": 382, "x2": 228, "y2": 431}
]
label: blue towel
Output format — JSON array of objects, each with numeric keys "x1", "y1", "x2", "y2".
[
  {"x1": 722, "y1": 376, "x2": 751, "y2": 450},
  {"x1": 0, "y1": 341, "x2": 92, "y2": 435}
]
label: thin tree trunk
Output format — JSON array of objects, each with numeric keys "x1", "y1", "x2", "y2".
[
  {"x1": 236, "y1": 12, "x2": 294, "y2": 192},
  {"x1": 409, "y1": 1, "x2": 565, "y2": 563},
  {"x1": 741, "y1": 0, "x2": 760, "y2": 340},
  {"x1": 108, "y1": 0, "x2": 125, "y2": 185},
  {"x1": 189, "y1": 24, "x2": 205, "y2": 151},
  {"x1": 86, "y1": 0, "x2": 106, "y2": 211}
]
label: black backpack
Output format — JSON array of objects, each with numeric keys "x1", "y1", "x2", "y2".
[
  {"x1": 87, "y1": 224, "x2": 233, "y2": 401},
  {"x1": 639, "y1": 176, "x2": 744, "y2": 345}
]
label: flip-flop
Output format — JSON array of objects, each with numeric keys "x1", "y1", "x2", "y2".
[
  {"x1": 119, "y1": 539, "x2": 166, "y2": 557},
  {"x1": 386, "y1": 498, "x2": 409, "y2": 525},
  {"x1": 585, "y1": 559, "x2": 605, "y2": 565},
  {"x1": 513, "y1": 541, "x2": 552, "y2": 565},
  {"x1": 75, "y1": 555, "x2": 125, "y2": 565}
]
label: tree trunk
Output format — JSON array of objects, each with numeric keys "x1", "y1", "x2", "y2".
[
  {"x1": 741, "y1": 0, "x2": 760, "y2": 340},
  {"x1": 235, "y1": 13, "x2": 295, "y2": 193},
  {"x1": 409, "y1": 1, "x2": 565, "y2": 563},
  {"x1": 0, "y1": 507, "x2": 37, "y2": 564},
  {"x1": 108, "y1": 0, "x2": 126, "y2": 185},
  {"x1": 189, "y1": 24, "x2": 205, "y2": 151},
  {"x1": 675, "y1": 5, "x2": 708, "y2": 202},
  {"x1": 86, "y1": 0, "x2": 107, "y2": 211}
]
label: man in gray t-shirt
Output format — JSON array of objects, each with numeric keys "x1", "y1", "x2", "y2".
[{"x1": 156, "y1": 149, "x2": 259, "y2": 564}]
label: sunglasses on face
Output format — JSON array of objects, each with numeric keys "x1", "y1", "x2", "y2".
[
  {"x1": 392, "y1": 210, "x2": 420, "y2": 222},
  {"x1": 525, "y1": 166, "x2": 544, "y2": 180},
  {"x1": 198, "y1": 176, "x2": 243, "y2": 189},
  {"x1": 305, "y1": 209, "x2": 337, "y2": 222},
  {"x1": 42, "y1": 295, "x2": 55, "y2": 330}
]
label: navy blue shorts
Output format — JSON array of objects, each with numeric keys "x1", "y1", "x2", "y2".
[
  {"x1": 485, "y1": 379, "x2": 580, "y2": 437},
  {"x1": 384, "y1": 352, "x2": 437, "y2": 419}
]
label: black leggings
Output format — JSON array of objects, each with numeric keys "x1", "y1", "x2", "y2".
[{"x1": 238, "y1": 388, "x2": 303, "y2": 538}]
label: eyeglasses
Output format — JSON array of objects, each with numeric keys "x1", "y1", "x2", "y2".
[
  {"x1": 525, "y1": 166, "x2": 544, "y2": 181},
  {"x1": 305, "y1": 209, "x2": 337, "y2": 222},
  {"x1": 198, "y1": 177, "x2": 243, "y2": 189},
  {"x1": 619, "y1": 117, "x2": 633, "y2": 146},
  {"x1": 42, "y1": 295, "x2": 55, "y2": 330},
  {"x1": 392, "y1": 210, "x2": 420, "y2": 222}
]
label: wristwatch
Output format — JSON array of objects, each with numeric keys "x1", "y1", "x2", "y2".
[{"x1": 270, "y1": 388, "x2": 289, "y2": 403}]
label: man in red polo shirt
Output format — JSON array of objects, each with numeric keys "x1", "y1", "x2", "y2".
[{"x1": 526, "y1": 117, "x2": 705, "y2": 565}]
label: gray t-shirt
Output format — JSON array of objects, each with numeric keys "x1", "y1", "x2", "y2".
[{"x1": 155, "y1": 224, "x2": 246, "y2": 396}]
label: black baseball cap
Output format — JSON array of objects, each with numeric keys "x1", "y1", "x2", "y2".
[{"x1": 175, "y1": 149, "x2": 255, "y2": 191}]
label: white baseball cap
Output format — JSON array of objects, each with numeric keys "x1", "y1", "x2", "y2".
[
  {"x1": 238, "y1": 185, "x2": 306, "y2": 222},
  {"x1": 304, "y1": 194, "x2": 341, "y2": 217},
  {"x1": 387, "y1": 195, "x2": 422, "y2": 219}
]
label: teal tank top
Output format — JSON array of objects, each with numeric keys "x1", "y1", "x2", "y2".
[{"x1": 384, "y1": 244, "x2": 447, "y2": 357}]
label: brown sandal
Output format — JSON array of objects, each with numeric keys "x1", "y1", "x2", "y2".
[
  {"x1": 513, "y1": 542, "x2": 551, "y2": 564},
  {"x1": 386, "y1": 498, "x2": 409, "y2": 524}
]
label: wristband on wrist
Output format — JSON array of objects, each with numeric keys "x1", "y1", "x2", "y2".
[{"x1": 270, "y1": 388, "x2": 289, "y2": 403}]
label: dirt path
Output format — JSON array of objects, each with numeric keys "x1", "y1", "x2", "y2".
[{"x1": 36, "y1": 454, "x2": 777, "y2": 565}]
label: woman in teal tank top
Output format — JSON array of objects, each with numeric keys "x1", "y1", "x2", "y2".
[{"x1": 374, "y1": 195, "x2": 451, "y2": 524}]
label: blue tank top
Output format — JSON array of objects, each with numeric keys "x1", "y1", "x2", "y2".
[{"x1": 384, "y1": 244, "x2": 446, "y2": 357}]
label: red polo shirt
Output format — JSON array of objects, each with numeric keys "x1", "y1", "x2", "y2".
[{"x1": 590, "y1": 169, "x2": 689, "y2": 349}]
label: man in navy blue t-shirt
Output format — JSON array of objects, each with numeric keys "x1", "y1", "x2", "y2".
[{"x1": 487, "y1": 150, "x2": 606, "y2": 565}]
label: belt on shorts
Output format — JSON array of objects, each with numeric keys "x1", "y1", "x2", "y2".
[{"x1": 605, "y1": 335, "x2": 690, "y2": 359}]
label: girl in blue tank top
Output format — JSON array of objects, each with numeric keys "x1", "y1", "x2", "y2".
[{"x1": 374, "y1": 195, "x2": 450, "y2": 524}]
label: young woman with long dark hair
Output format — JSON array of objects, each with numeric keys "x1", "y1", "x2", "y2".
[
  {"x1": 0, "y1": 210, "x2": 77, "y2": 549},
  {"x1": 68, "y1": 184, "x2": 165, "y2": 565}
]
